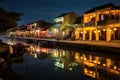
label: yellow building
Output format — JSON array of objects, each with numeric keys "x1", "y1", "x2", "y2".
[
  {"x1": 54, "y1": 12, "x2": 80, "y2": 40},
  {"x1": 78, "y1": 3, "x2": 120, "y2": 41},
  {"x1": 27, "y1": 22, "x2": 37, "y2": 37}
]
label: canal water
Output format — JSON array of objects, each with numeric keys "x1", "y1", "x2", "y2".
[{"x1": 0, "y1": 37, "x2": 120, "y2": 80}]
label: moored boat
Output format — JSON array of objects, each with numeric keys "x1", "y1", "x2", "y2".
[
  {"x1": 0, "y1": 41, "x2": 9, "y2": 54},
  {"x1": 0, "y1": 41, "x2": 9, "y2": 60},
  {"x1": 10, "y1": 43, "x2": 26, "y2": 57}
]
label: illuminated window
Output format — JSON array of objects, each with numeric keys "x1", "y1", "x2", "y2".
[
  {"x1": 101, "y1": 15, "x2": 104, "y2": 21},
  {"x1": 85, "y1": 17, "x2": 88, "y2": 20},
  {"x1": 54, "y1": 17, "x2": 64, "y2": 23},
  {"x1": 90, "y1": 16, "x2": 92, "y2": 18}
]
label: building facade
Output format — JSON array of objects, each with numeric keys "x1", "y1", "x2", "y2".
[
  {"x1": 54, "y1": 12, "x2": 80, "y2": 40},
  {"x1": 15, "y1": 3, "x2": 120, "y2": 42},
  {"x1": 82, "y1": 3, "x2": 120, "y2": 41},
  {"x1": 26, "y1": 20, "x2": 52, "y2": 38}
]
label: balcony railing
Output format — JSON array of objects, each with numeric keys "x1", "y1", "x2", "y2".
[
  {"x1": 84, "y1": 19, "x2": 120, "y2": 27},
  {"x1": 84, "y1": 22, "x2": 95, "y2": 27}
]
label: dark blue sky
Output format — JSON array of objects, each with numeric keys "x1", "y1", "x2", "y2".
[{"x1": 1, "y1": 0, "x2": 120, "y2": 25}]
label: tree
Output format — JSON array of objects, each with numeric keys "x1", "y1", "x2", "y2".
[{"x1": 0, "y1": 7, "x2": 23, "y2": 33}]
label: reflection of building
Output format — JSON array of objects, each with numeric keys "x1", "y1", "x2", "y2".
[
  {"x1": 54, "y1": 12, "x2": 80, "y2": 40},
  {"x1": 75, "y1": 52, "x2": 120, "y2": 79},
  {"x1": 27, "y1": 45, "x2": 52, "y2": 59},
  {"x1": 53, "y1": 48, "x2": 79, "y2": 70},
  {"x1": 26, "y1": 45, "x2": 120, "y2": 79},
  {"x1": 81, "y1": 3, "x2": 120, "y2": 41}
]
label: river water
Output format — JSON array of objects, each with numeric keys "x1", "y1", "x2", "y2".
[{"x1": 0, "y1": 37, "x2": 120, "y2": 80}]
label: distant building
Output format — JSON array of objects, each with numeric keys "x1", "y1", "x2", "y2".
[
  {"x1": 54, "y1": 12, "x2": 80, "y2": 40},
  {"x1": 16, "y1": 25, "x2": 27, "y2": 37},
  {"x1": 26, "y1": 20, "x2": 53, "y2": 37}
]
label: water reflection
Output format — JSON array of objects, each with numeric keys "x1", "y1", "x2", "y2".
[
  {"x1": 26, "y1": 45, "x2": 120, "y2": 80},
  {"x1": 26, "y1": 44, "x2": 52, "y2": 59},
  {"x1": 1, "y1": 37, "x2": 120, "y2": 80},
  {"x1": 74, "y1": 52, "x2": 120, "y2": 80},
  {"x1": 0, "y1": 56, "x2": 25, "y2": 80},
  {"x1": 52, "y1": 48, "x2": 79, "y2": 71}
]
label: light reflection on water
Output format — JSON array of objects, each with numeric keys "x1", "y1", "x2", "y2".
[
  {"x1": 25, "y1": 44, "x2": 120, "y2": 80},
  {"x1": 0, "y1": 38, "x2": 120, "y2": 80}
]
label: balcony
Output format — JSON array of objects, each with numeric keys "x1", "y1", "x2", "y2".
[
  {"x1": 84, "y1": 22, "x2": 95, "y2": 27},
  {"x1": 85, "y1": 19, "x2": 120, "y2": 28}
]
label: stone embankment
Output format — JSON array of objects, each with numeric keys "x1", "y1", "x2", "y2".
[
  {"x1": 54, "y1": 40, "x2": 120, "y2": 54},
  {"x1": 2, "y1": 36, "x2": 120, "y2": 54}
]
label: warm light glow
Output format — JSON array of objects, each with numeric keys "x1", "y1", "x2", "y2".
[
  {"x1": 114, "y1": 28, "x2": 117, "y2": 31},
  {"x1": 103, "y1": 64, "x2": 106, "y2": 67},
  {"x1": 90, "y1": 71, "x2": 92, "y2": 74},
  {"x1": 36, "y1": 48, "x2": 40, "y2": 52},
  {"x1": 81, "y1": 57, "x2": 83, "y2": 59},
  {"x1": 84, "y1": 69, "x2": 88, "y2": 73},
  {"x1": 84, "y1": 58, "x2": 87, "y2": 60},
  {"x1": 75, "y1": 55, "x2": 79, "y2": 59},
  {"x1": 54, "y1": 28, "x2": 58, "y2": 33},
  {"x1": 103, "y1": 29, "x2": 106, "y2": 32},
  {"x1": 62, "y1": 31, "x2": 65, "y2": 36},
  {"x1": 98, "y1": 30, "x2": 100, "y2": 33},
  {"x1": 84, "y1": 31, "x2": 87, "y2": 34},
  {"x1": 98, "y1": 61, "x2": 100, "y2": 64},
  {"x1": 90, "y1": 16, "x2": 92, "y2": 18},
  {"x1": 85, "y1": 17, "x2": 88, "y2": 20},
  {"x1": 54, "y1": 52, "x2": 59, "y2": 57},
  {"x1": 76, "y1": 31, "x2": 79, "y2": 34},
  {"x1": 36, "y1": 30, "x2": 40, "y2": 32},
  {"x1": 81, "y1": 32, "x2": 83, "y2": 34},
  {"x1": 93, "y1": 61, "x2": 96, "y2": 63},
  {"x1": 114, "y1": 66, "x2": 117, "y2": 69},
  {"x1": 109, "y1": 29, "x2": 112, "y2": 32}
]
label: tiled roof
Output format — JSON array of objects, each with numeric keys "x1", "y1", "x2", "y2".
[
  {"x1": 55, "y1": 11, "x2": 75, "y2": 18},
  {"x1": 85, "y1": 3, "x2": 120, "y2": 14}
]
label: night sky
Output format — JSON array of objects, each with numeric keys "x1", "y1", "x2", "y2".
[{"x1": 1, "y1": 0, "x2": 120, "y2": 25}]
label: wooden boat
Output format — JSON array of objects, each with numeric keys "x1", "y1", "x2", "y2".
[
  {"x1": 0, "y1": 42, "x2": 9, "y2": 60},
  {"x1": 0, "y1": 46, "x2": 9, "y2": 53},
  {"x1": 0, "y1": 42, "x2": 9, "y2": 54},
  {"x1": 10, "y1": 43, "x2": 26, "y2": 57}
]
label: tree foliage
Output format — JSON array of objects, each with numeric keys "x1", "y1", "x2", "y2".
[{"x1": 0, "y1": 7, "x2": 23, "y2": 33}]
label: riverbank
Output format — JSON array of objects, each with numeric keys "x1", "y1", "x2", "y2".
[
  {"x1": 55, "y1": 40, "x2": 120, "y2": 54},
  {"x1": 1, "y1": 36, "x2": 120, "y2": 54}
]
